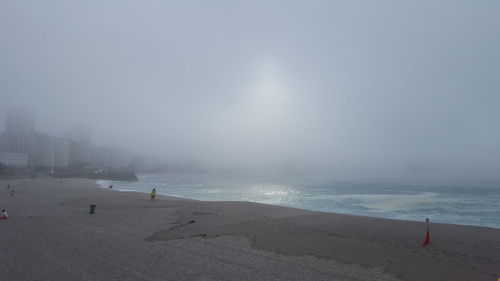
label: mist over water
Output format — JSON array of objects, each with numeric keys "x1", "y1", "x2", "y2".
[{"x1": 1, "y1": 1, "x2": 500, "y2": 177}]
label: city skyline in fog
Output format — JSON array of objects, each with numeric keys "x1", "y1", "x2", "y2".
[{"x1": 1, "y1": 1, "x2": 499, "y2": 177}]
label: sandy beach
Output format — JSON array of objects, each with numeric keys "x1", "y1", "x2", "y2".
[{"x1": 0, "y1": 178, "x2": 498, "y2": 281}]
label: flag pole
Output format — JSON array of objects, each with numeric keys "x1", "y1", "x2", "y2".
[{"x1": 422, "y1": 217, "x2": 431, "y2": 247}]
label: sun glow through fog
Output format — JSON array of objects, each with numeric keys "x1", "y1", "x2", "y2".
[{"x1": 247, "y1": 62, "x2": 291, "y2": 125}]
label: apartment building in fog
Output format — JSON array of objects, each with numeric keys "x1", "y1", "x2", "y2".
[{"x1": 0, "y1": 110, "x2": 71, "y2": 169}]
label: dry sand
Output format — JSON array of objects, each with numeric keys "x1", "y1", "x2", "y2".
[{"x1": 0, "y1": 178, "x2": 498, "y2": 281}]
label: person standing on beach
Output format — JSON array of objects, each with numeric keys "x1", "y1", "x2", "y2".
[
  {"x1": 151, "y1": 188, "x2": 157, "y2": 201},
  {"x1": 10, "y1": 189, "x2": 14, "y2": 197}
]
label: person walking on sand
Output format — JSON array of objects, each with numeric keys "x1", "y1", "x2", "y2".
[
  {"x1": 10, "y1": 189, "x2": 14, "y2": 197},
  {"x1": 1, "y1": 209, "x2": 8, "y2": 219},
  {"x1": 151, "y1": 188, "x2": 157, "y2": 201}
]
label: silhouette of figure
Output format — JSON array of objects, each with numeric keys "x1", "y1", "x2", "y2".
[{"x1": 151, "y1": 188, "x2": 157, "y2": 201}]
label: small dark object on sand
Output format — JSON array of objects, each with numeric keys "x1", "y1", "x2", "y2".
[{"x1": 90, "y1": 204, "x2": 96, "y2": 214}]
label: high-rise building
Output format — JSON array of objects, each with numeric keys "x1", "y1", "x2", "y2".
[
  {"x1": 0, "y1": 110, "x2": 70, "y2": 169},
  {"x1": 54, "y1": 137, "x2": 71, "y2": 168},
  {"x1": 0, "y1": 111, "x2": 90, "y2": 170},
  {"x1": 32, "y1": 132, "x2": 53, "y2": 168},
  {"x1": 0, "y1": 151, "x2": 29, "y2": 167},
  {"x1": 0, "y1": 110, "x2": 36, "y2": 164}
]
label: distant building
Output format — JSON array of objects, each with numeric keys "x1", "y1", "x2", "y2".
[
  {"x1": 0, "y1": 110, "x2": 133, "y2": 171},
  {"x1": 63, "y1": 127, "x2": 91, "y2": 165},
  {"x1": 0, "y1": 131, "x2": 34, "y2": 161},
  {"x1": 0, "y1": 151, "x2": 29, "y2": 167},
  {"x1": 0, "y1": 110, "x2": 36, "y2": 163},
  {"x1": 0, "y1": 110, "x2": 73, "y2": 169},
  {"x1": 54, "y1": 137, "x2": 71, "y2": 168},
  {"x1": 32, "y1": 132, "x2": 53, "y2": 168}
]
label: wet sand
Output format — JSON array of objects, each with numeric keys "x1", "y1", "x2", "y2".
[{"x1": 0, "y1": 178, "x2": 498, "y2": 281}]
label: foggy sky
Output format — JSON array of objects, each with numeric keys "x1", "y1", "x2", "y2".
[{"x1": 1, "y1": 0, "x2": 499, "y2": 176}]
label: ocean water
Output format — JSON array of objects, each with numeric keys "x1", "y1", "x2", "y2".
[{"x1": 97, "y1": 174, "x2": 500, "y2": 229}]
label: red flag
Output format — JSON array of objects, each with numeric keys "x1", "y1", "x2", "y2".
[{"x1": 422, "y1": 229, "x2": 430, "y2": 247}]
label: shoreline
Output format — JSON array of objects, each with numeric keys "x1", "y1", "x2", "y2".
[
  {"x1": 108, "y1": 184, "x2": 500, "y2": 231},
  {"x1": 1, "y1": 178, "x2": 499, "y2": 281},
  {"x1": 96, "y1": 178, "x2": 500, "y2": 230}
]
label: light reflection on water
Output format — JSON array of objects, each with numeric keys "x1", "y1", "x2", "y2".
[{"x1": 97, "y1": 174, "x2": 500, "y2": 229}]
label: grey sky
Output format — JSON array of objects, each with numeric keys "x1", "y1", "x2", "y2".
[{"x1": 1, "y1": 0, "x2": 499, "y2": 176}]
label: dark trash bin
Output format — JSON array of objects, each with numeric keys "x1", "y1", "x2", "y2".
[{"x1": 89, "y1": 204, "x2": 96, "y2": 214}]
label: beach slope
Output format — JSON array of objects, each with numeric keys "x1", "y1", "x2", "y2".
[{"x1": 0, "y1": 178, "x2": 498, "y2": 281}]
